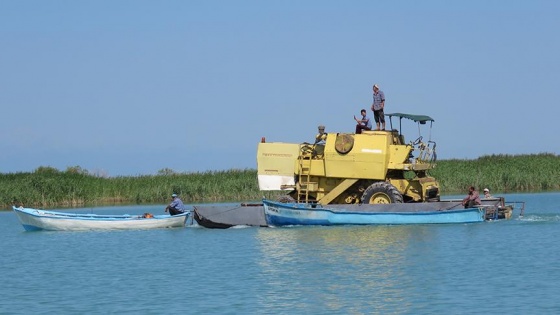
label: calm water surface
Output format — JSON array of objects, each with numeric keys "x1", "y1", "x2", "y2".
[{"x1": 1, "y1": 192, "x2": 559, "y2": 314}]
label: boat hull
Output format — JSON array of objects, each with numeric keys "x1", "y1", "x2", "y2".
[
  {"x1": 263, "y1": 200, "x2": 485, "y2": 226},
  {"x1": 193, "y1": 204, "x2": 266, "y2": 229},
  {"x1": 192, "y1": 198, "x2": 516, "y2": 228},
  {"x1": 13, "y1": 207, "x2": 189, "y2": 231}
]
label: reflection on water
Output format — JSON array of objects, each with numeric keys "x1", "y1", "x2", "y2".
[
  {"x1": 254, "y1": 225, "x2": 438, "y2": 313},
  {"x1": 2, "y1": 193, "x2": 559, "y2": 314}
]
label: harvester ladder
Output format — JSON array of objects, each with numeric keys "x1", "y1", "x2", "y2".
[{"x1": 297, "y1": 154, "x2": 314, "y2": 203}]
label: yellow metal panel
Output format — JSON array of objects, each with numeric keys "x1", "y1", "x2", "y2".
[
  {"x1": 323, "y1": 132, "x2": 389, "y2": 180},
  {"x1": 257, "y1": 143, "x2": 300, "y2": 176},
  {"x1": 319, "y1": 179, "x2": 359, "y2": 205},
  {"x1": 307, "y1": 159, "x2": 326, "y2": 176},
  {"x1": 387, "y1": 145, "x2": 412, "y2": 169},
  {"x1": 303, "y1": 182, "x2": 319, "y2": 191}
]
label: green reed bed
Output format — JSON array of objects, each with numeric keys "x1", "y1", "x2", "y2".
[
  {"x1": 1, "y1": 153, "x2": 559, "y2": 209},
  {"x1": 1, "y1": 167, "x2": 274, "y2": 209},
  {"x1": 432, "y1": 153, "x2": 560, "y2": 194}
]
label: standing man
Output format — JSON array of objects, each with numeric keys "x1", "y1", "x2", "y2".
[
  {"x1": 165, "y1": 193, "x2": 186, "y2": 215},
  {"x1": 371, "y1": 84, "x2": 386, "y2": 131},
  {"x1": 354, "y1": 109, "x2": 372, "y2": 134}
]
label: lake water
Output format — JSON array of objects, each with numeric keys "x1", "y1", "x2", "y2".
[{"x1": 1, "y1": 192, "x2": 559, "y2": 314}]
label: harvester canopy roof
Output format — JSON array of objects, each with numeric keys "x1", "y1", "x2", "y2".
[{"x1": 386, "y1": 113, "x2": 434, "y2": 123}]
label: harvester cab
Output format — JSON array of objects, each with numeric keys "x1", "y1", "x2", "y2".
[
  {"x1": 257, "y1": 113, "x2": 440, "y2": 205},
  {"x1": 386, "y1": 113, "x2": 437, "y2": 166}
]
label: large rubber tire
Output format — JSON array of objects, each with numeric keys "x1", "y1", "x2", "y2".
[{"x1": 361, "y1": 182, "x2": 403, "y2": 204}]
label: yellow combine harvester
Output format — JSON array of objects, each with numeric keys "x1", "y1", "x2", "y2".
[{"x1": 257, "y1": 113, "x2": 440, "y2": 205}]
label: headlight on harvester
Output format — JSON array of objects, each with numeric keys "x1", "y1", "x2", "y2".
[{"x1": 426, "y1": 187, "x2": 439, "y2": 199}]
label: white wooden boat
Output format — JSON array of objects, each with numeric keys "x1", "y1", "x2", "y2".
[{"x1": 12, "y1": 206, "x2": 189, "y2": 231}]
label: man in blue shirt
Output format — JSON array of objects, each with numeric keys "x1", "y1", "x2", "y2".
[
  {"x1": 354, "y1": 109, "x2": 372, "y2": 134},
  {"x1": 165, "y1": 193, "x2": 186, "y2": 215},
  {"x1": 370, "y1": 84, "x2": 386, "y2": 130}
]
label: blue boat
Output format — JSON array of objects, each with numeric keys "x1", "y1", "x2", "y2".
[{"x1": 263, "y1": 199, "x2": 487, "y2": 226}]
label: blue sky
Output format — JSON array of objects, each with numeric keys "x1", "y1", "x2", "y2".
[{"x1": 1, "y1": 1, "x2": 559, "y2": 176}]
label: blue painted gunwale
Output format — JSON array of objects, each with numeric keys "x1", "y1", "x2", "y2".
[{"x1": 263, "y1": 199, "x2": 485, "y2": 226}]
